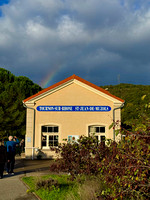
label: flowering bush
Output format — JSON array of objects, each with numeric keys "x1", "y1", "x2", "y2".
[{"x1": 50, "y1": 127, "x2": 150, "y2": 199}]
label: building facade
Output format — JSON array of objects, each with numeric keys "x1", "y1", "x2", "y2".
[{"x1": 23, "y1": 75, "x2": 124, "y2": 159}]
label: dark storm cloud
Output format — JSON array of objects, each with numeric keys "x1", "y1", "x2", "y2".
[{"x1": 0, "y1": 0, "x2": 150, "y2": 87}]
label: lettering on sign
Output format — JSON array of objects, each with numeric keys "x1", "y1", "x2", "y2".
[{"x1": 37, "y1": 106, "x2": 111, "y2": 112}]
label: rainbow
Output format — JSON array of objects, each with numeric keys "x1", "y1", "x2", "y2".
[{"x1": 40, "y1": 65, "x2": 62, "y2": 88}]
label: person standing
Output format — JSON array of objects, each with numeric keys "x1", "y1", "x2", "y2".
[
  {"x1": 20, "y1": 139, "x2": 25, "y2": 153},
  {"x1": 0, "y1": 139, "x2": 7, "y2": 179},
  {"x1": 6, "y1": 136, "x2": 19, "y2": 175}
]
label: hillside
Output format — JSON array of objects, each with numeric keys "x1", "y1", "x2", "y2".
[
  {"x1": 101, "y1": 83, "x2": 150, "y2": 129},
  {"x1": 0, "y1": 68, "x2": 42, "y2": 139}
]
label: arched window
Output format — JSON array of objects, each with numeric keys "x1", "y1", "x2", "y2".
[
  {"x1": 41, "y1": 125, "x2": 59, "y2": 148},
  {"x1": 88, "y1": 125, "x2": 105, "y2": 143}
]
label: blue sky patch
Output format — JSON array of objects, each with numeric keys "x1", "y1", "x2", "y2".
[
  {"x1": 0, "y1": 0, "x2": 10, "y2": 17},
  {"x1": 0, "y1": 0, "x2": 10, "y2": 6}
]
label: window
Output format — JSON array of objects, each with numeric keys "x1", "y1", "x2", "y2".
[
  {"x1": 42, "y1": 135, "x2": 46, "y2": 147},
  {"x1": 49, "y1": 135, "x2": 59, "y2": 146},
  {"x1": 100, "y1": 135, "x2": 105, "y2": 142},
  {"x1": 95, "y1": 126, "x2": 105, "y2": 133},
  {"x1": 42, "y1": 126, "x2": 59, "y2": 133},
  {"x1": 89, "y1": 125, "x2": 105, "y2": 134},
  {"x1": 41, "y1": 125, "x2": 59, "y2": 148},
  {"x1": 89, "y1": 125, "x2": 106, "y2": 144}
]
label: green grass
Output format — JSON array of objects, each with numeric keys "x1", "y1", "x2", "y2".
[{"x1": 22, "y1": 174, "x2": 80, "y2": 200}]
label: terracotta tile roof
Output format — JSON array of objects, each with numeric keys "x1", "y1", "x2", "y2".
[{"x1": 23, "y1": 74, "x2": 124, "y2": 103}]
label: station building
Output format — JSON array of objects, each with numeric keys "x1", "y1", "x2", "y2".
[{"x1": 23, "y1": 75, "x2": 124, "y2": 159}]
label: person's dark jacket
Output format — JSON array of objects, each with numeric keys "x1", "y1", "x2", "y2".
[
  {"x1": 0, "y1": 145, "x2": 7, "y2": 164},
  {"x1": 6, "y1": 139, "x2": 19, "y2": 154}
]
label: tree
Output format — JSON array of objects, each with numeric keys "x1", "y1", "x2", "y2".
[
  {"x1": 101, "y1": 83, "x2": 150, "y2": 130},
  {"x1": 0, "y1": 68, "x2": 42, "y2": 139}
]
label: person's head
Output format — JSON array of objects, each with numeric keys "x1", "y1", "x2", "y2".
[{"x1": 8, "y1": 136, "x2": 13, "y2": 141}]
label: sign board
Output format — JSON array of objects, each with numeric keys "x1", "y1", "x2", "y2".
[
  {"x1": 68, "y1": 135, "x2": 79, "y2": 143},
  {"x1": 27, "y1": 137, "x2": 31, "y2": 143},
  {"x1": 37, "y1": 106, "x2": 111, "y2": 112}
]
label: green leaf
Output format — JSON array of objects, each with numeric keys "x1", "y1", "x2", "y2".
[
  {"x1": 109, "y1": 122, "x2": 114, "y2": 130},
  {"x1": 141, "y1": 95, "x2": 146, "y2": 100}
]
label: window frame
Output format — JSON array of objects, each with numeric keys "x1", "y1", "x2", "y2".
[
  {"x1": 41, "y1": 125, "x2": 59, "y2": 149},
  {"x1": 88, "y1": 125, "x2": 106, "y2": 144}
]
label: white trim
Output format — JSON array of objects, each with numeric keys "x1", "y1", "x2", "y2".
[
  {"x1": 26, "y1": 80, "x2": 74, "y2": 103},
  {"x1": 25, "y1": 102, "x2": 35, "y2": 106},
  {"x1": 25, "y1": 79, "x2": 123, "y2": 104},
  {"x1": 42, "y1": 146, "x2": 50, "y2": 150},
  {"x1": 74, "y1": 79, "x2": 122, "y2": 103}
]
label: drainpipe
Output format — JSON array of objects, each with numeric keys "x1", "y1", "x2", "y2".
[
  {"x1": 23, "y1": 102, "x2": 36, "y2": 160},
  {"x1": 113, "y1": 102, "x2": 125, "y2": 141}
]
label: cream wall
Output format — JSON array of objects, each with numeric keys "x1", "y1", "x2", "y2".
[
  {"x1": 35, "y1": 83, "x2": 114, "y2": 146},
  {"x1": 25, "y1": 82, "x2": 122, "y2": 159}
]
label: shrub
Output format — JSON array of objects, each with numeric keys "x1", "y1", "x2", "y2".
[
  {"x1": 50, "y1": 136, "x2": 107, "y2": 178},
  {"x1": 36, "y1": 177, "x2": 59, "y2": 191},
  {"x1": 50, "y1": 129, "x2": 150, "y2": 199}
]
